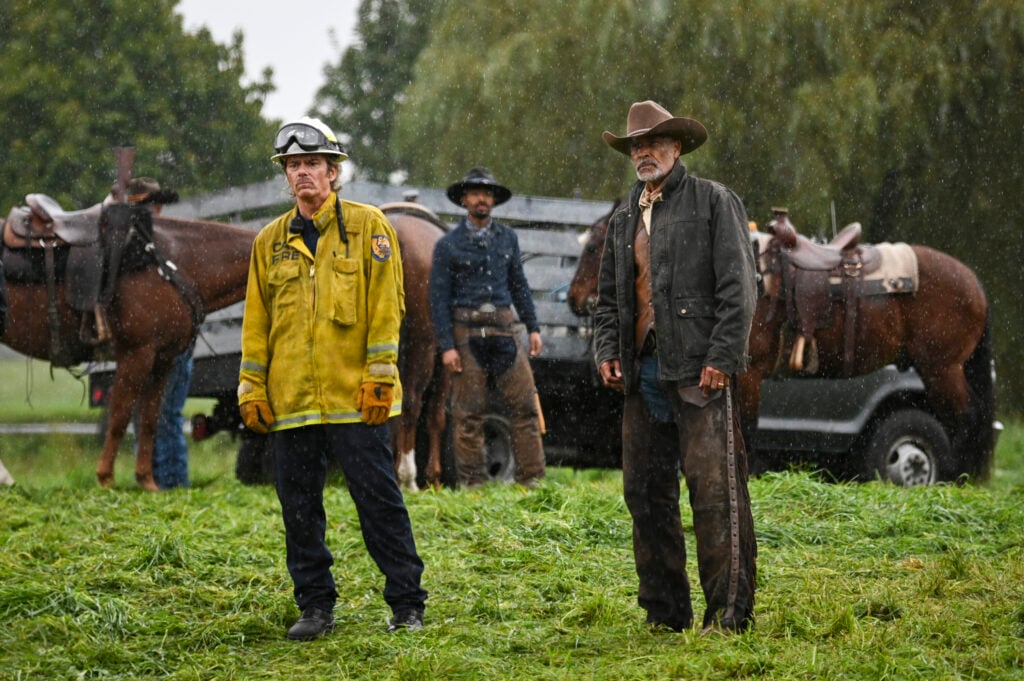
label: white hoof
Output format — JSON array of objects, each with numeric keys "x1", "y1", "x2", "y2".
[
  {"x1": 0, "y1": 459, "x2": 14, "y2": 486},
  {"x1": 396, "y1": 450, "x2": 419, "y2": 492}
]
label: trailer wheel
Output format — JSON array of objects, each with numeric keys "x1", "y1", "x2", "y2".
[
  {"x1": 482, "y1": 414, "x2": 515, "y2": 483},
  {"x1": 236, "y1": 433, "x2": 274, "y2": 485},
  {"x1": 441, "y1": 413, "x2": 516, "y2": 488},
  {"x1": 862, "y1": 409, "x2": 953, "y2": 486}
]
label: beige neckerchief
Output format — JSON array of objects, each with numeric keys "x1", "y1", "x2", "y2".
[{"x1": 638, "y1": 185, "x2": 664, "y2": 234}]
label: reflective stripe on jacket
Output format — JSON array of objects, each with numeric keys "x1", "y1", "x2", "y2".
[{"x1": 238, "y1": 193, "x2": 404, "y2": 429}]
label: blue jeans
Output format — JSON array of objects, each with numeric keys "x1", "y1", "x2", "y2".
[
  {"x1": 638, "y1": 354, "x2": 673, "y2": 423},
  {"x1": 135, "y1": 350, "x2": 192, "y2": 489}
]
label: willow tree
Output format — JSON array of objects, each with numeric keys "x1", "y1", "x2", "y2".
[
  {"x1": 390, "y1": 0, "x2": 1024, "y2": 408},
  {"x1": 657, "y1": 0, "x2": 1024, "y2": 409},
  {"x1": 392, "y1": 0, "x2": 661, "y2": 199}
]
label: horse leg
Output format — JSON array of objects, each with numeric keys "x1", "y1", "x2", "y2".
[
  {"x1": 133, "y1": 371, "x2": 171, "y2": 491},
  {"x1": 394, "y1": 405, "x2": 421, "y2": 493},
  {"x1": 394, "y1": 342, "x2": 433, "y2": 492},
  {"x1": 735, "y1": 367, "x2": 766, "y2": 473},
  {"x1": 96, "y1": 377, "x2": 134, "y2": 489},
  {"x1": 424, "y1": 367, "x2": 451, "y2": 490},
  {"x1": 914, "y1": 361, "x2": 974, "y2": 476},
  {"x1": 96, "y1": 345, "x2": 163, "y2": 491}
]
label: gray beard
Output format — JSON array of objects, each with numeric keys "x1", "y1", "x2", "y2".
[{"x1": 636, "y1": 166, "x2": 667, "y2": 183}]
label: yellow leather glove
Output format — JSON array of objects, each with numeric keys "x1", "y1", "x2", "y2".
[
  {"x1": 357, "y1": 382, "x2": 393, "y2": 426},
  {"x1": 240, "y1": 400, "x2": 275, "y2": 434}
]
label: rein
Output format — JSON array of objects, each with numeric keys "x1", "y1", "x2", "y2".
[{"x1": 134, "y1": 215, "x2": 206, "y2": 344}]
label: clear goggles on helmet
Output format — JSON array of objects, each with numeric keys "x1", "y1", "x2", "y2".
[{"x1": 274, "y1": 123, "x2": 338, "y2": 154}]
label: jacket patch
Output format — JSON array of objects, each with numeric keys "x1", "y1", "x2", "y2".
[{"x1": 371, "y1": 234, "x2": 392, "y2": 262}]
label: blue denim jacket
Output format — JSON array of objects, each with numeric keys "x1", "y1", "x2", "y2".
[{"x1": 429, "y1": 218, "x2": 539, "y2": 351}]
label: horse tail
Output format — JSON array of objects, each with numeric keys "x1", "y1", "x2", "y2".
[{"x1": 962, "y1": 310, "x2": 995, "y2": 480}]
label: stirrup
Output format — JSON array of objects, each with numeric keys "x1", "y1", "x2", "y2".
[{"x1": 80, "y1": 305, "x2": 112, "y2": 346}]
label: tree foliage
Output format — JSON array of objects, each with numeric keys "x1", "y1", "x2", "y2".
[
  {"x1": 0, "y1": 0, "x2": 278, "y2": 211},
  {"x1": 392, "y1": 0, "x2": 657, "y2": 198},
  {"x1": 382, "y1": 0, "x2": 1024, "y2": 411},
  {"x1": 311, "y1": 0, "x2": 444, "y2": 181}
]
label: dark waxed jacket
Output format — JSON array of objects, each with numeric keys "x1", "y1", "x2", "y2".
[{"x1": 593, "y1": 161, "x2": 756, "y2": 393}]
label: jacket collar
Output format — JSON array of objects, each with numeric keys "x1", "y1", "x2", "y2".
[{"x1": 630, "y1": 161, "x2": 687, "y2": 205}]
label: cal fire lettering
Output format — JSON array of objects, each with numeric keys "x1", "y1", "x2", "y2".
[{"x1": 271, "y1": 240, "x2": 301, "y2": 265}]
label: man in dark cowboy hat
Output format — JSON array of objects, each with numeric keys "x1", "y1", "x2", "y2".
[
  {"x1": 592, "y1": 100, "x2": 758, "y2": 633},
  {"x1": 429, "y1": 166, "x2": 545, "y2": 488}
]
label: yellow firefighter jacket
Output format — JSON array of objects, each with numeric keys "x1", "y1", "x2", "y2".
[{"x1": 238, "y1": 192, "x2": 404, "y2": 430}]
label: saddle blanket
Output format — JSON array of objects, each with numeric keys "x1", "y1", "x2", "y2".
[{"x1": 831, "y1": 242, "x2": 917, "y2": 295}]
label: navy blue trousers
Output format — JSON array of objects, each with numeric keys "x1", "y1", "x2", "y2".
[{"x1": 273, "y1": 423, "x2": 427, "y2": 614}]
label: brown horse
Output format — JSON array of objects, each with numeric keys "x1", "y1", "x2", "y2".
[
  {"x1": 1, "y1": 210, "x2": 255, "y2": 490},
  {"x1": 382, "y1": 203, "x2": 450, "y2": 491},
  {"x1": 567, "y1": 199, "x2": 619, "y2": 317},
  {"x1": 567, "y1": 203, "x2": 995, "y2": 481}
]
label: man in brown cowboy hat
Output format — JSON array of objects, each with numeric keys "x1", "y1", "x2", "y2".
[
  {"x1": 593, "y1": 100, "x2": 758, "y2": 633},
  {"x1": 429, "y1": 166, "x2": 545, "y2": 488}
]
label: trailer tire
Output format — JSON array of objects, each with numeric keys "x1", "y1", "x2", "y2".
[
  {"x1": 862, "y1": 409, "x2": 953, "y2": 486},
  {"x1": 442, "y1": 412, "x2": 516, "y2": 488}
]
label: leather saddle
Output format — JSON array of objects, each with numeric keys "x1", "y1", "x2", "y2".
[
  {"x1": 1, "y1": 195, "x2": 125, "y2": 363},
  {"x1": 767, "y1": 210, "x2": 882, "y2": 377},
  {"x1": 3, "y1": 194, "x2": 102, "y2": 248}
]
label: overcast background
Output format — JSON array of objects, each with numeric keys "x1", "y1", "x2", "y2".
[{"x1": 176, "y1": 0, "x2": 361, "y2": 122}]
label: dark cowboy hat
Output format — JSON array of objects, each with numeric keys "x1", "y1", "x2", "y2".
[
  {"x1": 110, "y1": 177, "x2": 179, "y2": 205},
  {"x1": 602, "y1": 100, "x2": 708, "y2": 156},
  {"x1": 446, "y1": 166, "x2": 512, "y2": 206}
]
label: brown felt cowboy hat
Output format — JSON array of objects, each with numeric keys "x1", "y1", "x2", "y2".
[
  {"x1": 603, "y1": 100, "x2": 708, "y2": 156},
  {"x1": 109, "y1": 177, "x2": 179, "y2": 205},
  {"x1": 446, "y1": 166, "x2": 513, "y2": 206}
]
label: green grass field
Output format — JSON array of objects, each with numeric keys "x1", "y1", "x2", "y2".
[
  {"x1": 1, "y1": 357, "x2": 1022, "y2": 679},
  {"x1": 0, "y1": 356, "x2": 216, "y2": 424},
  {"x1": 0, "y1": 356, "x2": 96, "y2": 422}
]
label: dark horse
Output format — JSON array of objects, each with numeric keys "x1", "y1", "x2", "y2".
[
  {"x1": 1, "y1": 205, "x2": 255, "y2": 490},
  {"x1": 568, "y1": 203, "x2": 995, "y2": 481},
  {"x1": 382, "y1": 202, "x2": 450, "y2": 491}
]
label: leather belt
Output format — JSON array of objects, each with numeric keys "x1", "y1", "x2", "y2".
[{"x1": 452, "y1": 305, "x2": 515, "y2": 327}]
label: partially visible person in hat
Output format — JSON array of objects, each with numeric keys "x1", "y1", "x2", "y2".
[
  {"x1": 107, "y1": 177, "x2": 191, "y2": 490},
  {"x1": 238, "y1": 116, "x2": 427, "y2": 640},
  {"x1": 429, "y1": 166, "x2": 545, "y2": 488},
  {"x1": 592, "y1": 101, "x2": 758, "y2": 634},
  {"x1": 104, "y1": 176, "x2": 179, "y2": 208}
]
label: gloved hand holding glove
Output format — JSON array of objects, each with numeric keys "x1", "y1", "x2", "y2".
[
  {"x1": 357, "y1": 382, "x2": 394, "y2": 426},
  {"x1": 240, "y1": 400, "x2": 275, "y2": 434}
]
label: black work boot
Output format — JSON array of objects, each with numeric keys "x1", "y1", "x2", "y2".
[
  {"x1": 645, "y1": 613, "x2": 692, "y2": 633},
  {"x1": 287, "y1": 606, "x2": 335, "y2": 641},
  {"x1": 386, "y1": 608, "x2": 424, "y2": 633}
]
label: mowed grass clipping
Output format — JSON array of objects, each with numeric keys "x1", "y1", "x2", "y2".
[{"x1": 1, "y1": 423, "x2": 1022, "y2": 679}]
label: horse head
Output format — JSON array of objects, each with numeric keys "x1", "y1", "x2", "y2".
[{"x1": 567, "y1": 198, "x2": 619, "y2": 317}]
